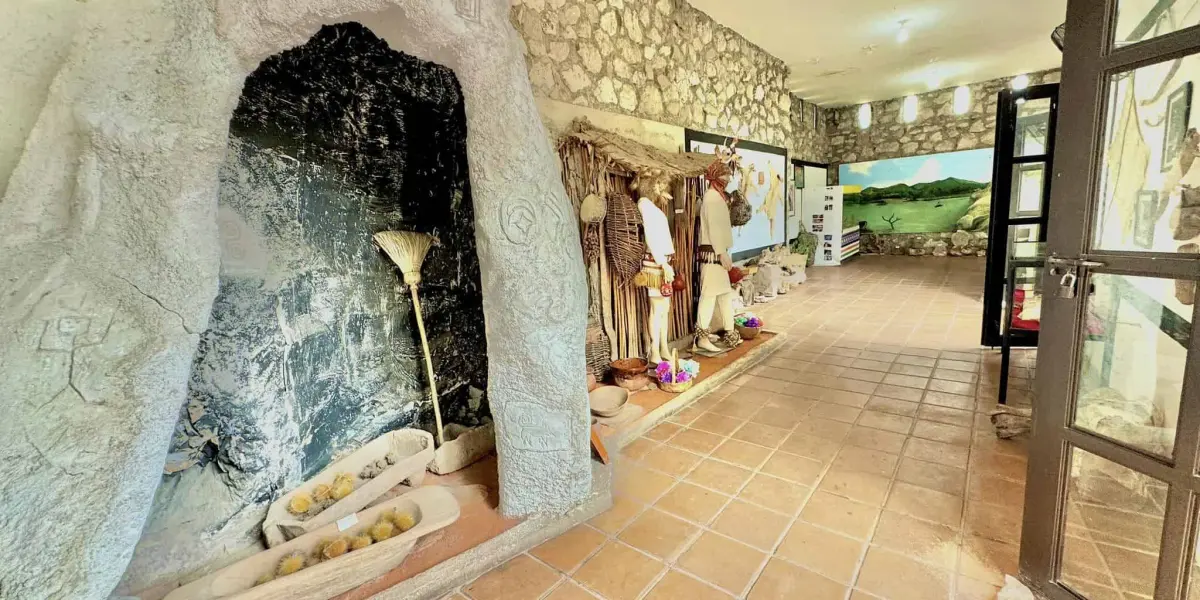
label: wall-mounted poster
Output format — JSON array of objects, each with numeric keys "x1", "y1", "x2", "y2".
[
  {"x1": 686, "y1": 130, "x2": 788, "y2": 256},
  {"x1": 838, "y1": 148, "x2": 995, "y2": 234}
]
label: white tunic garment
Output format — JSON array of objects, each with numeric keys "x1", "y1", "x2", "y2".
[
  {"x1": 637, "y1": 197, "x2": 675, "y2": 265},
  {"x1": 699, "y1": 187, "x2": 734, "y2": 297}
]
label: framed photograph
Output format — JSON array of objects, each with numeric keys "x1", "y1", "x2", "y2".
[
  {"x1": 794, "y1": 164, "x2": 805, "y2": 190},
  {"x1": 1162, "y1": 82, "x2": 1193, "y2": 172},
  {"x1": 1133, "y1": 190, "x2": 1160, "y2": 249}
]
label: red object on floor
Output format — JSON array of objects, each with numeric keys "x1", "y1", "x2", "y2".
[
  {"x1": 1011, "y1": 289, "x2": 1040, "y2": 331},
  {"x1": 728, "y1": 267, "x2": 745, "y2": 284}
]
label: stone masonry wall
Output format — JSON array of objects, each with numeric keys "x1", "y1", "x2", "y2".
[
  {"x1": 827, "y1": 69, "x2": 1061, "y2": 172},
  {"x1": 510, "y1": 0, "x2": 796, "y2": 150},
  {"x1": 790, "y1": 94, "x2": 828, "y2": 164}
]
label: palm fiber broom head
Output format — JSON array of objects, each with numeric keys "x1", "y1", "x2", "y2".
[{"x1": 374, "y1": 231, "x2": 435, "y2": 286}]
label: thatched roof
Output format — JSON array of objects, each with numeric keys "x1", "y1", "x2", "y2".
[{"x1": 559, "y1": 119, "x2": 714, "y2": 178}]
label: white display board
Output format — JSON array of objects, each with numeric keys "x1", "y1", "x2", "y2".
[{"x1": 803, "y1": 186, "x2": 845, "y2": 266}]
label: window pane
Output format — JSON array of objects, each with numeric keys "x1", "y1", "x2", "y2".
[
  {"x1": 1011, "y1": 164, "x2": 1045, "y2": 218},
  {"x1": 1015, "y1": 98, "x2": 1051, "y2": 157},
  {"x1": 1096, "y1": 51, "x2": 1200, "y2": 254},
  {"x1": 1115, "y1": 0, "x2": 1200, "y2": 48},
  {"x1": 1073, "y1": 274, "x2": 1190, "y2": 458},
  {"x1": 1059, "y1": 447, "x2": 1166, "y2": 599}
]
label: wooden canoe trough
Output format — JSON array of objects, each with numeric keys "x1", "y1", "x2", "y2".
[
  {"x1": 164, "y1": 486, "x2": 459, "y2": 600},
  {"x1": 262, "y1": 428, "x2": 434, "y2": 547}
]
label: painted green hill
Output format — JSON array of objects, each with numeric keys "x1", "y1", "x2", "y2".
[{"x1": 846, "y1": 177, "x2": 990, "y2": 204}]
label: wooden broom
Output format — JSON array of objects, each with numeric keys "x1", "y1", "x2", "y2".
[{"x1": 373, "y1": 231, "x2": 445, "y2": 446}]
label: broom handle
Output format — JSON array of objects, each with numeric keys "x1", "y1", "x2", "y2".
[{"x1": 410, "y1": 284, "x2": 446, "y2": 446}]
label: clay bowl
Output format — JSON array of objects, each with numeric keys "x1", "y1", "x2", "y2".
[
  {"x1": 610, "y1": 358, "x2": 649, "y2": 382},
  {"x1": 589, "y1": 386, "x2": 629, "y2": 418}
]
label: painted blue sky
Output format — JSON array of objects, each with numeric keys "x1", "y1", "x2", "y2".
[{"x1": 839, "y1": 148, "x2": 994, "y2": 190}]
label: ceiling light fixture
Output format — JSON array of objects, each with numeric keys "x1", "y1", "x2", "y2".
[
  {"x1": 953, "y1": 86, "x2": 971, "y2": 114},
  {"x1": 1011, "y1": 74, "x2": 1031, "y2": 90},
  {"x1": 897, "y1": 20, "x2": 911, "y2": 43},
  {"x1": 902, "y1": 95, "x2": 919, "y2": 123},
  {"x1": 858, "y1": 103, "x2": 873, "y2": 130}
]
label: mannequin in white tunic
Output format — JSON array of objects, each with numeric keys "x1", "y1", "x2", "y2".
[
  {"x1": 633, "y1": 170, "x2": 676, "y2": 364},
  {"x1": 695, "y1": 160, "x2": 740, "y2": 353}
]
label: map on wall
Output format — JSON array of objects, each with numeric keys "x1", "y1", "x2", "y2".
[
  {"x1": 838, "y1": 149, "x2": 995, "y2": 234},
  {"x1": 688, "y1": 135, "x2": 788, "y2": 254}
]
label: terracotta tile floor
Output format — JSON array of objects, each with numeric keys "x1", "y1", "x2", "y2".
[{"x1": 453, "y1": 257, "x2": 1037, "y2": 600}]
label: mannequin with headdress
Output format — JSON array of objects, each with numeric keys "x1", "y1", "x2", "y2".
[
  {"x1": 695, "y1": 148, "x2": 743, "y2": 354},
  {"x1": 632, "y1": 169, "x2": 676, "y2": 364}
]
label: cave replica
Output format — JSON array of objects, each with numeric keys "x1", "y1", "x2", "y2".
[
  {"x1": 0, "y1": 1, "x2": 589, "y2": 598},
  {"x1": 119, "y1": 21, "x2": 494, "y2": 592}
]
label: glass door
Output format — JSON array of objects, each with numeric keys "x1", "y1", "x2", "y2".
[
  {"x1": 1022, "y1": 1, "x2": 1200, "y2": 599},
  {"x1": 982, "y1": 84, "x2": 1060, "y2": 347}
]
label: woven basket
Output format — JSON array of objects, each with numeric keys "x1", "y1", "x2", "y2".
[
  {"x1": 659, "y1": 380, "x2": 693, "y2": 394},
  {"x1": 729, "y1": 190, "x2": 752, "y2": 226},
  {"x1": 604, "y1": 192, "x2": 645, "y2": 284},
  {"x1": 736, "y1": 325, "x2": 762, "y2": 340},
  {"x1": 585, "y1": 324, "x2": 611, "y2": 379}
]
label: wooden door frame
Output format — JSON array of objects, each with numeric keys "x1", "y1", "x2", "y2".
[{"x1": 1021, "y1": 1, "x2": 1200, "y2": 599}]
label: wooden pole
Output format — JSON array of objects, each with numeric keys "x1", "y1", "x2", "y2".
[{"x1": 409, "y1": 284, "x2": 445, "y2": 446}]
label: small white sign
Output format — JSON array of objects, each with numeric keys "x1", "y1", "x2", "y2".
[{"x1": 336, "y1": 514, "x2": 359, "y2": 532}]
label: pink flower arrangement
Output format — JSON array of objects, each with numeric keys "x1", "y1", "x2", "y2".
[{"x1": 656, "y1": 359, "x2": 699, "y2": 384}]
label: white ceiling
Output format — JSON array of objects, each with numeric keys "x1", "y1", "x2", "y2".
[{"x1": 686, "y1": 0, "x2": 1068, "y2": 106}]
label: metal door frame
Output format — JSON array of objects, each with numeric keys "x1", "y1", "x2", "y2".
[
  {"x1": 1022, "y1": 1, "x2": 1200, "y2": 599},
  {"x1": 982, "y1": 83, "x2": 1060, "y2": 348}
]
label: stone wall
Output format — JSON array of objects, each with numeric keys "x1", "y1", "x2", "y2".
[
  {"x1": 790, "y1": 94, "x2": 829, "y2": 164},
  {"x1": 827, "y1": 69, "x2": 1061, "y2": 170},
  {"x1": 510, "y1": 0, "x2": 795, "y2": 150},
  {"x1": 860, "y1": 231, "x2": 989, "y2": 257}
]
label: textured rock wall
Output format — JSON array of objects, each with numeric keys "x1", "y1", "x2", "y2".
[
  {"x1": 510, "y1": 0, "x2": 795, "y2": 149},
  {"x1": 0, "y1": 1, "x2": 86, "y2": 199},
  {"x1": 860, "y1": 231, "x2": 989, "y2": 257},
  {"x1": 827, "y1": 69, "x2": 1061, "y2": 171},
  {"x1": 120, "y1": 24, "x2": 491, "y2": 592},
  {"x1": 0, "y1": 0, "x2": 590, "y2": 597},
  {"x1": 790, "y1": 95, "x2": 829, "y2": 164}
]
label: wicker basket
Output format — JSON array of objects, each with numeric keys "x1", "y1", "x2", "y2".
[
  {"x1": 658, "y1": 380, "x2": 693, "y2": 394},
  {"x1": 604, "y1": 192, "x2": 645, "y2": 284},
  {"x1": 737, "y1": 325, "x2": 762, "y2": 340},
  {"x1": 586, "y1": 326, "x2": 611, "y2": 380}
]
